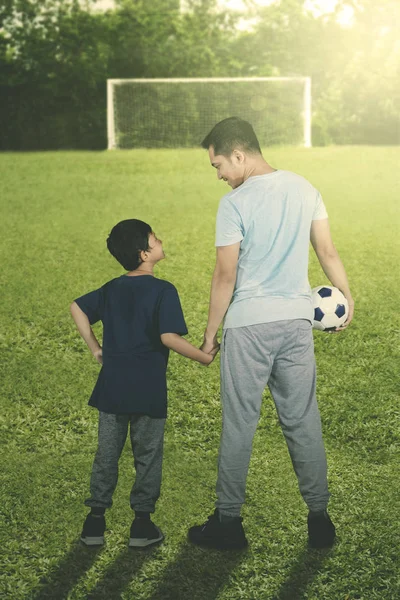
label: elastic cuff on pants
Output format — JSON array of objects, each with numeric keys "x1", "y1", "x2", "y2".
[
  {"x1": 217, "y1": 510, "x2": 241, "y2": 521},
  {"x1": 135, "y1": 511, "x2": 151, "y2": 520},
  {"x1": 308, "y1": 507, "x2": 328, "y2": 514},
  {"x1": 84, "y1": 499, "x2": 112, "y2": 510},
  {"x1": 90, "y1": 507, "x2": 106, "y2": 516},
  {"x1": 131, "y1": 506, "x2": 155, "y2": 514}
]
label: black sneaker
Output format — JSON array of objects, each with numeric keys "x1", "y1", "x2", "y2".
[
  {"x1": 80, "y1": 513, "x2": 106, "y2": 546},
  {"x1": 188, "y1": 509, "x2": 248, "y2": 550},
  {"x1": 308, "y1": 510, "x2": 336, "y2": 548},
  {"x1": 129, "y1": 517, "x2": 164, "y2": 548}
]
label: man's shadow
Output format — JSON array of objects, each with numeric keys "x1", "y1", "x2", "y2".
[
  {"x1": 272, "y1": 544, "x2": 335, "y2": 600},
  {"x1": 141, "y1": 541, "x2": 333, "y2": 600},
  {"x1": 142, "y1": 541, "x2": 246, "y2": 600}
]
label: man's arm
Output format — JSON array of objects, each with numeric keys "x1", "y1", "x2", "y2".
[
  {"x1": 202, "y1": 242, "x2": 240, "y2": 351},
  {"x1": 70, "y1": 301, "x2": 102, "y2": 360},
  {"x1": 310, "y1": 219, "x2": 354, "y2": 330}
]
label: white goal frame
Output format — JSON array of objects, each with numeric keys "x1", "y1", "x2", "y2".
[{"x1": 107, "y1": 77, "x2": 312, "y2": 150}]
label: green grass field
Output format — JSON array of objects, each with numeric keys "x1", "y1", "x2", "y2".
[{"x1": 1, "y1": 147, "x2": 399, "y2": 600}]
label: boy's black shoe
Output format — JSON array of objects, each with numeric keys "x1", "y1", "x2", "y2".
[
  {"x1": 129, "y1": 516, "x2": 164, "y2": 548},
  {"x1": 308, "y1": 510, "x2": 336, "y2": 548},
  {"x1": 80, "y1": 513, "x2": 106, "y2": 546},
  {"x1": 188, "y1": 509, "x2": 248, "y2": 550}
]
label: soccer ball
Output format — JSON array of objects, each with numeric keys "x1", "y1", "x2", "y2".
[{"x1": 312, "y1": 286, "x2": 349, "y2": 331}]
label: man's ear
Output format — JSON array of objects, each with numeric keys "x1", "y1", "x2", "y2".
[{"x1": 232, "y1": 149, "x2": 245, "y2": 164}]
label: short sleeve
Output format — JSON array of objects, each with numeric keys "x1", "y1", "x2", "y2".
[
  {"x1": 215, "y1": 197, "x2": 244, "y2": 247},
  {"x1": 312, "y1": 191, "x2": 329, "y2": 221},
  {"x1": 74, "y1": 288, "x2": 103, "y2": 325},
  {"x1": 158, "y1": 286, "x2": 188, "y2": 336}
]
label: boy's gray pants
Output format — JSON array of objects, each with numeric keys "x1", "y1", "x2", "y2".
[
  {"x1": 84, "y1": 413, "x2": 166, "y2": 513},
  {"x1": 216, "y1": 319, "x2": 330, "y2": 517}
]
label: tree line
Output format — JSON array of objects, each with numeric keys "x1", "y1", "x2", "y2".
[{"x1": 0, "y1": 0, "x2": 399, "y2": 150}]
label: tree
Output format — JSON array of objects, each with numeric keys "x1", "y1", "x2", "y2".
[
  {"x1": 107, "y1": 0, "x2": 239, "y2": 78},
  {"x1": 331, "y1": 0, "x2": 400, "y2": 143},
  {"x1": 0, "y1": 0, "x2": 112, "y2": 148},
  {"x1": 0, "y1": 0, "x2": 241, "y2": 149},
  {"x1": 230, "y1": 0, "x2": 400, "y2": 144},
  {"x1": 0, "y1": 0, "x2": 398, "y2": 148}
]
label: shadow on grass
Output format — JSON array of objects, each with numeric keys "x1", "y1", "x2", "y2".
[
  {"x1": 145, "y1": 541, "x2": 246, "y2": 600},
  {"x1": 272, "y1": 544, "x2": 335, "y2": 600},
  {"x1": 86, "y1": 543, "x2": 159, "y2": 600},
  {"x1": 32, "y1": 538, "x2": 103, "y2": 600},
  {"x1": 31, "y1": 537, "x2": 156, "y2": 600}
]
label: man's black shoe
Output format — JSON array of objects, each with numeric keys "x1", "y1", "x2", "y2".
[
  {"x1": 80, "y1": 513, "x2": 106, "y2": 546},
  {"x1": 308, "y1": 510, "x2": 336, "y2": 548},
  {"x1": 188, "y1": 509, "x2": 248, "y2": 550}
]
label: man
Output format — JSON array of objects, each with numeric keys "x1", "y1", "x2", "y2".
[{"x1": 188, "y1": 117, "x2": 354, "y2": 550}]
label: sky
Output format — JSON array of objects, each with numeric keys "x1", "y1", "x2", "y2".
[{"x1": 94, "y1": 0, "x2": 354, "y2": 26}]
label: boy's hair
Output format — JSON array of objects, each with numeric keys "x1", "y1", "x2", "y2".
[
  {"x1": 201, "y1": 117, "x2": 262, "y2": 157},
  {"x1": 107, "y1": 219, "x2": 152, "y2": 271}
]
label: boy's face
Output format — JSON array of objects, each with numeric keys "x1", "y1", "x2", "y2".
[{"x1": 147, "y1": 232, "x2": 165, "y2": 263}]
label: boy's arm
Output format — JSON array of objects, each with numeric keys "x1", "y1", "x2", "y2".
[
  {"x1": 161, "y1": 333, "x2": 219, "y2": 366},
  {"x1": 70, "y1": 302, "x2": 102, "y2": 357},
  {"x1": 310, "y1": 218, "x2": 354, "y2": 330}
]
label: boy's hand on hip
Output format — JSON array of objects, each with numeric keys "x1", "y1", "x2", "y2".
[{"x1": 93, "y1": 348, "x2": 103, "y2": 365}]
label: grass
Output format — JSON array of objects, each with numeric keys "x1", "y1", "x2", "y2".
[{"x1": 0, "y1": 146, "x2": 399, "y2": 599}]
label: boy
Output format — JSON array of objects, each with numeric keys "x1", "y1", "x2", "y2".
[{"x1": 70, "y1": 219, "x2": 219, "y2": 548}]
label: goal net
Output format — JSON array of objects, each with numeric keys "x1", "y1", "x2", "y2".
[{"x1": 107, "y1": 77, "x2": 312, "y2": 150}]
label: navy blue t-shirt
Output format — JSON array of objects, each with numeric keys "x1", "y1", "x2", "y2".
[{"x1": 74, "y1": 275, "x2": 188, "y2": 417}]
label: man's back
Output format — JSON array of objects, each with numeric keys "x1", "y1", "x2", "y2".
[{"x1": 215, "y1": 170, "x2": 328, "y2": 329}]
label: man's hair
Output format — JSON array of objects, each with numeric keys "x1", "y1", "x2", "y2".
[
  {"x1": 107, "y1": 219, "x2": 152, "y2": 271},
  {"x1": 201, "y1": 117, "x2": 262, "y2": 156}
]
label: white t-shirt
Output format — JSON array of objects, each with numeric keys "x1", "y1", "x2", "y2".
[{"x1": 215, "y1": 169, "x2": 328, "y2": 329}]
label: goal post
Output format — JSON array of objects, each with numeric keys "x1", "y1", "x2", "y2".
[{"x1": 107, "y1": 77, "x2": 312, "y2": 150}]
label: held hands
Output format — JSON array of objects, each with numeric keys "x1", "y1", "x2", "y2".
[{"x1": 199, "y1": 333, "x2": 220, "y2": 366}]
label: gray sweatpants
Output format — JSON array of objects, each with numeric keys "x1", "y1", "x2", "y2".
[
  {"x1": 216, "y1": 319, "x2": 330, "y2": 517},
  {"x1": 84, "y1": 412, "x2": 166, "y2": 513}
]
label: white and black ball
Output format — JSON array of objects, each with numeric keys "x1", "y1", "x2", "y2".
[{"x1": 312, "y1": 285, "x2": 349, "y2": 331}]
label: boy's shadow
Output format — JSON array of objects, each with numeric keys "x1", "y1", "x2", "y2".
[
  {"x1": 86, "y1": 543, "x2": 161, "y2": 600},
  {"x1": 32, "y1": 539, "x2": 103, "y2": 600},
  {"x1": 31, "y1": 538, "x2": 159, "y2": 600}
]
